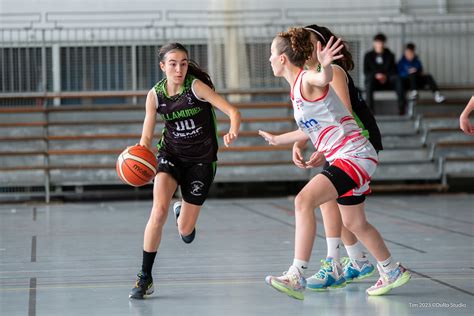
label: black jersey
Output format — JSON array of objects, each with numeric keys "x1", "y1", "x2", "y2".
[
  {"x1": 153, "y1": 75, "x2": 219, "y2": 162},
  {"x1": 346, "y1": 71, "x2": 384, "y2": 151}
]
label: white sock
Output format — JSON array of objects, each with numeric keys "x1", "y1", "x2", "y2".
[
  {"x1": 378, "y1": 256, "x2": 398, "y2": 273},
  {"x1": 345, "y1": 241, "x2": 366, "y2": 261},
  {"x1": 292, "y1": 258, "x2": 308, "y2": 276},
  {"x1": 326, "y1": 237, "x2": 341, "y2": 262}
]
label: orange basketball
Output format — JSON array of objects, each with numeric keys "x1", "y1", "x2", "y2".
[{"x1": 116, "y1": 145, "x2": 157, "y2": 187}]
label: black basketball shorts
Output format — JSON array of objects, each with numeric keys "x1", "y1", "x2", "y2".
[{"x1": 157, "y1": 155, "x2": 216, "y2": 206}]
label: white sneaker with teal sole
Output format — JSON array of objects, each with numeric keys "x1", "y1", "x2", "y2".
[
  {"x1": 342, "y1": 256, "x2": 375, "y2": 283},
  {"x1": 307, "y1": 258, "x2": 346, "y2": 291}
]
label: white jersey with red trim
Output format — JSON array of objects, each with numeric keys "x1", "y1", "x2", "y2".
[{"x1": 292, "y1": 69, "x2": 378, "y2": 191}]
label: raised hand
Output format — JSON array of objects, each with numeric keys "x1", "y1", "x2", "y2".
[{"x1": 316, "y1": 36, "x2": 344, "y2": 68}]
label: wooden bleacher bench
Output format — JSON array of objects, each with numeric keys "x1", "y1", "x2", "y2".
[
  {"x1": 3, "y1": 89, "x2": 471, "y2": 201},
  {"x1": 0, "y1": 145, "x2": 295, "y2": 158},
  {"x1": 0, "y1": 88, "x2": 288, "y2": 100},
  {"x1": 0, "y1": 107, "x2": 45, "y2": 114},
  {"x1": 0, "y1": 116, "x2": 295, "y2": 128},
  {"x1": 416, "y1": 99, "x2": 470, "y2": 106},
  {"x1": 0, "y1": 130, "x2": 292, "y2": 141},
  {"x1": 0, "y1": 101, "x2": 291, "y2": 115},
  {"x1": 0, "y1": 150, "x2": 45, "y2": 156},
  {"x1": 429, "y1": 127, "x2": 462, "y2": 133},
  {"x1": 422, "y1": 113, "x2": 460, "y2": 118},
  {"x1": 438, "y1": 85, "x2": 474, "y2": 91},
  {"x1": 444, "y1": 156, "x2": 474, "y2": 162},
  {"x1": 0, "y1": 165, "x2": 46, "y2": 172},
  {"x1": 0, "y1": 122, "x2": 47, "y2": 127},
  {"x1": 0, "y1": 160, "x2": 296, "y2": 173},
  {"x1": 0, "y1": 136, "x2": 45, "y2": 141},
  {"x1": 436, "y1": 140, "x2": 474, "y2": 148}
]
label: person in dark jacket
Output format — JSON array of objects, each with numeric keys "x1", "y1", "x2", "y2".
[
  {"x1": 364, "y1": 33, "x2": 406, "y2": 115},
  {"x1": 398, "y1": 43, "x2": 445, "y2": 103}
]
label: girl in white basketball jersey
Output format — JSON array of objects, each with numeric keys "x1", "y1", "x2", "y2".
[
  {"x1": 296, "y1": 24, "x2": 383, "y2": 290},
  {"x1": 259, "y1": 27, "x2": 410, "y2": 300}
]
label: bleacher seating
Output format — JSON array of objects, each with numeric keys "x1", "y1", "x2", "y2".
[{"x1": 1, "y1": 88, "x2": 473, "y2": 201}]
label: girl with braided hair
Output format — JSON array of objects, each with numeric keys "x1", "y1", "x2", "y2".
[{"x1": 259, "y1": 28, "x2": 410, "y2": 300}]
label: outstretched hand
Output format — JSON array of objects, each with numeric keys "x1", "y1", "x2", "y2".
[
  {"x1": 316, "y1": 36, "x2": 344, "y2": 68},
  {"x1": 258, "y1": 130, "x2": 278, "y2": 145}
]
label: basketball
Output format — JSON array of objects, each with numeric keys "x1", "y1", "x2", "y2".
[{"x1": 116, "y1": 145, "x2": 157, "y2": 187}]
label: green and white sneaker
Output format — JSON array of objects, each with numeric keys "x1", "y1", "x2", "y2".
[
  {"x1": 307, "y1": 258, "x2": 346, "y2": 291},
  {"x1": 366, "y1": 263, "x2": 411, "y2": 296},
  {"x1": 265, "y1": 266, "x2": 306, "y2": 300}
]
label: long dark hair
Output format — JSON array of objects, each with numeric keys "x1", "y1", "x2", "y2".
[
  {"x1": 304, "y1": 24, "x2": 354, "y2": 71},
  {"x1": 158, "y1": 42, "x2": 215, "y2": 90}
]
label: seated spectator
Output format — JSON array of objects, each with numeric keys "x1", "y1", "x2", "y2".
[
  {"x1": 398, "y1": 43, "x2": 445, "y2": 103},
  {"x1": 364, "y1": 33, "x2": 406, "y2": 115}
]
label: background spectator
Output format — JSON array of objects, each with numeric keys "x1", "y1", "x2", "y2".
[
  {"x1": 398, "y1": 43, "x2": 445, "y2": 103},
  {"x1": 364, "y1": 33, "x2": 406, "y2": 115}
]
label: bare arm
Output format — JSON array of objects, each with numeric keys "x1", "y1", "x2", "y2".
[
  {"x1": 460, "y1": 96, "x2": 474, "y2": 135},
  {"x1": 259, "y1": 129, "x2": 308, "y2": 146},
  {"x1": 193, "y1": 80, "x2": 241, "y2": 146},
  {"x1": 460, "y1": 96, "x2": 474, "y2": 119},
  {"x1": 139, "y1": 89, "x2": 157, "y2": 150}
]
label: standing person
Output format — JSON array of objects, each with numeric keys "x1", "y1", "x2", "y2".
[
  {"x1": 292, "y1": 24, "x2": 384, "y2": 291},
  {"x1": 129, "y1": 43, "x2": 241, "y2": 299},
  {"x1": 460, "y1": 96, "x2": 474, "y2": 135},
  {"x1": 364, "y1": 33, "x2": 406, "y2": 115},
  {"x1": 260, "y1": 28, "x2": 410, "y2": 300},
  {"x1": 398, "y1": 43, "x2": 445, "y2": 103}
]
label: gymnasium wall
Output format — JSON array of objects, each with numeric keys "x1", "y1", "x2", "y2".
[{"x1": 1, "y1": 0, "x2": 473, "y2": 104}]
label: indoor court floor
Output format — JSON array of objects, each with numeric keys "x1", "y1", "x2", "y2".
[{"x1": 0, "y1": 194, "x2": 473, "y2": 316}]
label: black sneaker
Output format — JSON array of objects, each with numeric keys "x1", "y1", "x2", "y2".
[
  {"x1": 129, "y1": 271, "x2": 154, "y2": 299},
  {"x1": 173, "y1": 201, "x2": 196, "y2": 244}
]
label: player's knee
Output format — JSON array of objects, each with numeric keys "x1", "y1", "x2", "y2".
[
  {"x1": 149, "y1": 205, "x2": 168, "y2": 228},
  {"x1": 344, "y1": 219, "x2": 368, "y2": 234},
  {"x1": 294, "y1": 192, "x2": 314, "y2": 213}
]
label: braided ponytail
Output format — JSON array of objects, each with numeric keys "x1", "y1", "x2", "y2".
[{"x1": 275, "y1": 27, "x2": 313, "y2": 68}]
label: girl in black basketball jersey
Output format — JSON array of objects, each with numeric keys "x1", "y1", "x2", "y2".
[
  {"x1": 292, "y1": 25, "x2": 384, "y2": 290},
  {"x1": 129, "y1": 43, "x2": 241, "y2": 299}
]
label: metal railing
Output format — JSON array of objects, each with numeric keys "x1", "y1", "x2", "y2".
[{"x1": 1, "y1": 9, "x2": 473, "y2": 106}]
